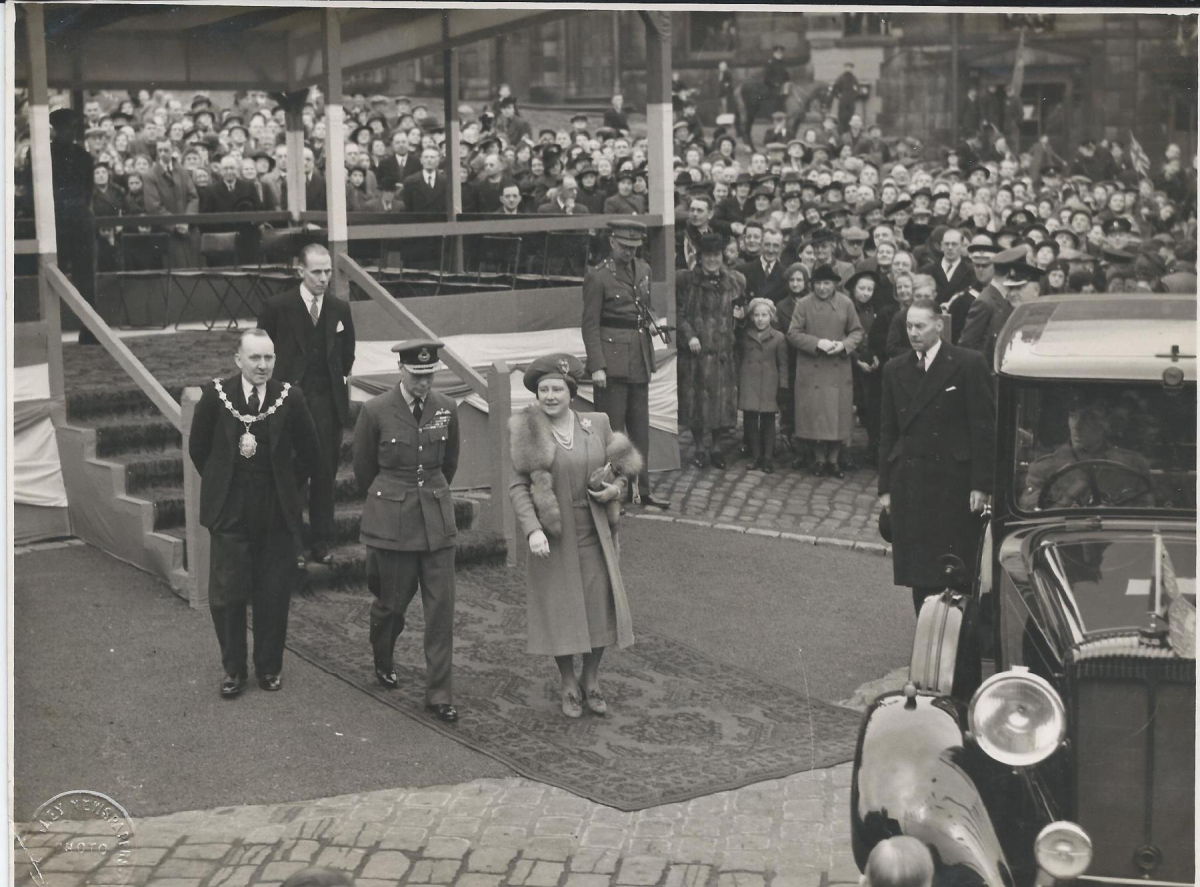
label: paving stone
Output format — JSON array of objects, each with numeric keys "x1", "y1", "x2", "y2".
[
  {"x1": 313, "y1": 846, "x2": 365, "y2": 871},
  {"x1": 506, "y1": 858, "x2": 536, "y2": 886},
  {"x1": 437, "y1": 816, "x2": 483, "y2": 837},
  {"x1": 261, "y1": 862, "x2": 308, "y2": 881},
  {"x1": 626, "y1": 838, "x2": 674, "y2": 857},
  {"x1": 152, "y1": 859, "x2": 220, "y2": 879},
  {"x1": 450, "y1": 797, "x2": 494, "y2": 818},
  {"x1": 665, "y1": 863, "x2": 713, "y2": 887},
  {"x1": 725, "y1": 835, "x2": 771, "y2": 852},
  {"x1": 637, "y1": 805, "x2": 683, "y2": 822},
  {"x1": 408, "y1": 858, "x2": 463, "y2": 884},
  {"x1": 590, "y1": 807, "x2": 636, "y2": 825},
  {"x1": 278, "y1": 839, "x2": 321, "y2": 862},
  {"x1": 524, "y1": 835, "x2": 573, "y2": 860},
  {"x1": 405, "y1": 791, "x2": 453, "y2": 808},
  {"x1": 89, "y1": 864, "x2": 153, "y2": 885},
  {"x1": 544, "y1": 797, "x2": 592, "y2": 817},
  {"x1": 568, "y1": 848, "x2": 620, "y2": 874},
  {"x1": 717, "y1": 874, "x2": 766, "y2": 887},
  {"x1": 241, "y1": 825, "x2": 288, "y2": 845},
  {"x1": 633, "y1": 819, "x2": 675, "y2": 838},
  {"x1": 781, "y1": 799, "x2": 825, "y2": 823},
  {"x1": 616, "y1": 855, "x2": 668, "y2": 885},
  {"x1": 718, "y1": 850, "x2": 766, "y2": 872},
  {"x1": 207, "y1": 865, "x2": 257, "y2": 887},
  {"x1": 143, "y1": 880, "x2": 203, "y2": 887},
  {"x1": 481, "y1": 825, "x2": 528, "y2": 846},
  {"x1": 378, "y1": 825, "x2": 428, "y2": 851},
  {"x1": 492, "y1": 805, "x2": 538, "y2": 826},
  {"x1": 468, "y1": 846, "x2": 521, "y2": 873},
  {"x1": 360, "y1": 850, "x2": 411, "y2": 880},
  {"x1": 680, "y1": 817, "x2": 723, "y2": 838},
  {"x1": 500, "y1": 787, "x2": 546, "y2": 806},
  {"x1": 730, "y1": 815, "x2": 773, "y2": 835},
  {"x1": 129, "y1": 825, "x2": 190, "y2": 847},
  {"x1": 564, "y1": 875, "x2": 612, "y2": 887},
  {"x1": 359, "y1": 881, "x2": 399, "y2": 887},
  {"x1": 525, "y1": 861, "x2": 565, "y2": 887},
  {"x1": 394, "y1": 807, "x2": 439, "y2": 826},
  {"x1": 425, "y1": 836, "x2": 472, "y2": 859},
  {"x1": 769, "y1": 871, "x2": 822, "y2": 887},
  {"x1": 347, "y1": 804, "x2": 393, "y2": 822},
  {"x1": 457, "y1": 875, "x2": 504, "y2": 887},
  {"x1": 580, "y1": 825, "x2": 625, "y2": 849},
  {"x1": 674, "y1": 838, "x2": 719, "y2": 865},
  {"x1": 171, "y1": 844, "x2": 229, "y2": 860},
  {"x1": 534, "y1": 816, "x2": 584, "y2": 838}
]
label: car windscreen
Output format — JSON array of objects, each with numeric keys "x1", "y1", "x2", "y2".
[
  {"x1": 1014, "y1": 382, "x2": 1196, "y2": 514},
  {"x1": 1049, "y1": 535, "x2": 1196, "y2": 634}
]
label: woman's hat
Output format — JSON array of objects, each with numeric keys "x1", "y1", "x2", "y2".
[
  {"x1": 392, "y1": 338, "x2": 445, "y2": 374},
  {"x1": 523, "y1": 353, "x2": 585, "y2": 395},
  {"x1": 811, "y1": 264, "x2": 842, "y2": 284},
  {"x1": 845, "y1": 268, "x2": 879, "y2": 294},
  {"x1": 698, "y1": 232, "x2": 727, "y2": 255}
]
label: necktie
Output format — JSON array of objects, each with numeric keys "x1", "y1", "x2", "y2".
[
  {"x1": 426, "y1": 173, "x2": 434, "y2": 189},
  {"x1": 309, "y1": 296, "x2": 320, "y2": 325},
  {"x1": 248, "y1": 387, "x2": 261, "y2": 414},
  {"x1": 764, "y1": 261, "x2": 774, "y2": 277},
  {"x1": 918, "y1": 353, "x2": 927, "y2": 373},
  {"x1": 412, "y1": 397, "x2": 424, "y2": 423}
]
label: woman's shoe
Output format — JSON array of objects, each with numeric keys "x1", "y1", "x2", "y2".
[
  {"x1": 829, "y1": 465, "x2": 846, "y2": 479},
  {"x1": 710, "y1": 450, "x2": 727, "y2": 469},
  {"x1": 811, "y1": 462, "x2": 826, "y2": 477},
  {"x1": 691, "y1": 451, "x2": 708, "y2": 469},
  {"x1": 750, "y1": 458, "x2": 764, "y2": 472},
  {"x1": 582, "y1": 687, "x2": 608, "y2": 716},
  {"x1": 562, "y1": 690, "x2": 584, "y2": 719}
]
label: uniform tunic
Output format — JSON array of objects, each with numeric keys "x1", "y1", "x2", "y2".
[
  {"x1": 676, "y1": 266, "x2": 742, "y2": 433},
  {"x1": 787, "y1": 292, "x2": 864, "y2": 441}
]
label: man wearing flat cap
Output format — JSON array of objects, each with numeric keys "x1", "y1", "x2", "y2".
[
  {"x1": 49, "y1": 108, "x2": 100, "y2": 344},
  {"x1": 959, "y1": 247, "x2": 1041, "y2": 369},
  {"x1": 352, "y1": 338, "x2": 461, "y2": 723},
  {"x1": 582, "y1": 221, "x2": 670, "y2": 509}
]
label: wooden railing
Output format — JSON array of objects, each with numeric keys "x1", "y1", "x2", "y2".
[
  {"x1": 44, "y1": 263, "x2": 182, "y2": 430},
  {"x1": 337, "y1": 252, "x2": 489, "y2": 398}
]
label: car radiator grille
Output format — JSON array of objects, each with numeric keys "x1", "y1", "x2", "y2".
[{"x1": 1069, "y1": 657, "x2": 1195, "y2": 884}]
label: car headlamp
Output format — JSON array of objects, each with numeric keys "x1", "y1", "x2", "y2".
[
  {"x1": 968, "y1": 667, "x2": 1066, "y2": 766},
  {"x1": 1035, "y1": 821, "x2": 1092, "y2": 880}
]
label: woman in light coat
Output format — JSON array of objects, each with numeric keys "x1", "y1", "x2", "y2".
[{"x1": 508, "y1": 353, "x2": 642, "y2": 719}]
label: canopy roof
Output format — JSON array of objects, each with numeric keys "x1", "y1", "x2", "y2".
[{"x1": 15, "y1": 4, "x2": 570, "y2": 91}]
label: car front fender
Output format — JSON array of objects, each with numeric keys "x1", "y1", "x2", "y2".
[{"x1": 851, "y1": 692, "x2": 1014, "y2": 887}]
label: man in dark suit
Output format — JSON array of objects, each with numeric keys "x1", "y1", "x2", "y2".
[
  {"x1": 279, "y1": 147, "x2": 327, "y2": 212},
  {"x1": 401, "y1": 146, "x2": 447, "y2": 214},
  {"x1": 257, "y1": 244, "x2": 356, "y2": 566},
  {"x1": 958, "y1": 248, "x2": 1039, "y2": 371},
  {"x1": 376, "y1": 130, "x2": 422, "y2": 192},
  {"x1": 920, "y1": 227, "x2": 976, "y2": 306},
  {"x1": 202, "y1": 154, "x2": 263, "y2": 265},
  {"x1": 353, "y1": 339, "x2": 461, "y2": 723},
  {"x1": 878, "y1": 299, "x2": 995, "y2": 615},
  {"x1": 536, "y1": 175, "x2": 590, "y2": 215},
  {"x1": 49, "y1": 109, "x2": 99, "y2": 344},
  {"x1": 143, "y1": 138, "x2": 201, "y2": 268},
  {"x1": 737, "y1": 227, "x2": 788, "y2": 304},
  {"x1": 188, "y1": 328, "x2": 321, "y2": 697}
]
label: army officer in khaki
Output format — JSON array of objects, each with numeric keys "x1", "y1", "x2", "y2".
[{"x1": 352, "y1": 339, "x2": 461, "y2": 722}]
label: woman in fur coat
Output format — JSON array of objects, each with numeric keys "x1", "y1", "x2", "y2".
[{"x1": 508, "y1": 353, "x2": 642, "y2": 719}]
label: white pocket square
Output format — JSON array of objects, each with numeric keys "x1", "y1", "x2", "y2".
[
  {"x1": 945, "y1": 386, "x2": 958, "y2": 392},
  {"x1": 335, "y1": 321, "x2": 345, "y2": 333}
]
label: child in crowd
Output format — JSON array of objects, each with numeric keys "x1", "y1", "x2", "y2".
[{"x1": 738, "y1": 298, "x2": 789, "y2": 472}]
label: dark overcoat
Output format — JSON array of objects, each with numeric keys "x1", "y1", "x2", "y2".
[
  {"x1": 878, "y1": 343, "x2": 995, "y2": 587},
  {"x1": 188, "y1": 374, "x2": 320, "y2": 540},
  {"x1": 676, "y1": 266, "x2": 742, "y2": 432}
]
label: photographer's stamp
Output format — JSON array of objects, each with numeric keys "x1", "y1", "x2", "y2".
[{"x1": 14, "y1": 791, "x2": 137, "y2": 886}]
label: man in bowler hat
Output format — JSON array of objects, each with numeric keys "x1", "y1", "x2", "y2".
[{"x1": 353, "y1": 339, "x2": 461, "y2": 723}]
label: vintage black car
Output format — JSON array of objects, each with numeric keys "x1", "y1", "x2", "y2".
[{"x1": 851, "y1": 295, "x2": 1196, "y2": 887}]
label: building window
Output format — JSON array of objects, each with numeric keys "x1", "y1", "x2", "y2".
[
  {"x1": 843, "y1": 13, "x2": 890, "y2": 37},
  {"x1": 689, "y1": 11, "x2": 737, "y2": 54},
  {"x1": 1001, "y1": 13, "x2": 1054, "y2": 32}
]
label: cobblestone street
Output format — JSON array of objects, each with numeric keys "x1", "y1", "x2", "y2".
[{"x1": 15, "y1": 766, "x2": 863, "y2": 887}]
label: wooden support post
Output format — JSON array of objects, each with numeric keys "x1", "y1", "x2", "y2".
[
  {"x1": 284, "y1": 104, "x2": 307, "y2": 223},
  {"x1": 642, "y1": 12, "x2": 676, "y2": 326},
  {"x1": 25, "y1": 4, "x2": 65, "y2": 424},
  {"x1": 323, "y1": 8, "x2": 350, "y2": 300},
  {"x1": 181, "y1": 387, "x2": 210, "y2": 610},
  {"x1": 488, "y1": 361, "x2": 517, "y2": 566},
  {"x1": 443, "y1": 14, "x2": 464, "y2": 274}
]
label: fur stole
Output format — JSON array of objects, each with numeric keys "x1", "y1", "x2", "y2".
[{"x1": 509, "y1": 407, "x2": 643, "y2": 537}]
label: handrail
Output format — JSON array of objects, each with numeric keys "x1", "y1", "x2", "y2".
[
  {"x1": 14, "y1": 240, "x2": 39, "y2": 254},
  {"x1": 347, "y1": 213, "x2": 665, "y2": 242},
  {"x1": 44, "y1": 263, "x2": 183, "y2": 431},
  {"x1": 91, "y1": 211, "x2": 294, "y2": 226},
  {"x1": 337, "y1": 253, "x2": 489, "y2": 399}
]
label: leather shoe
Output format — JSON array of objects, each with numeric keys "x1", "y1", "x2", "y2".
[
  {"x1": 830, "y1": 467, "x2": 846, "y2": 480},
  {"x1": 691, "y1": 451, "x2": 708, "y2": 469},
  {"x1": 425, "y1": 702, "x2": 459, "y2": 723},
  {"x1": 811, "y1": 462, "x2": 825, "y2": 477},
  {"x1": 375, "y1": 667, "x2": 399, "y2": 689},
  {"x1": 220, "y1": 674, "x2": 246, "y2": 698},
  {"x1": 296, "y1": 555, "x2": 307, "y2": 570},
  {"x1": 561, "y1": 690, "x2": 584, "y2": 719},
  {"x1": 640, "y1": 493, "x2": 671, "y2": 510},
  {"x1": 257, "y1": 673, "x2": 282, "y2": 692},
  {"x1": 581, "y1": 687, "x2": 608, "y2": 716},
  {"x1": 710, "y1": 451, "x2": 726, "y2": 469},
  {"x1": 309, "y1": 548, "x2": 334, "y2": 566}
]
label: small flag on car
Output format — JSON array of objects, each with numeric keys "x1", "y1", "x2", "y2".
[{"x1": 1158, "y1": 538, "x2": 1196, "y2": 659}]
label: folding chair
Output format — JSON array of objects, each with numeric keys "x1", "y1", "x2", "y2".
[
  {"x1": 117, "y1": 232, "x2": 172, "y2": 329},
  {"x1": 542, "y1": 230, "x2": 591, "y2": 278},
  {"x1": 476, "y1": 235, "x2": 522, "y2": 289},
  {"x1": 246, "y1": 226, "x2": 301, "y2": 312},
  {"x1": 173, "y1": 232, "x2": 252, "y2": 330}
]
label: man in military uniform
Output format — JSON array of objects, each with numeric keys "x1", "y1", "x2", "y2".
[
  {"x1": 582, "y1": 221, "x2": 670, "y2": 509},
  {"x1": 352, "y1": 340, "x2": 461, "y2": 723}
]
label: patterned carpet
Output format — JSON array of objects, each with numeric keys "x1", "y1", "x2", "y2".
[{"x1": 285, "y1": 561, "x2": 863, "y2": 811}]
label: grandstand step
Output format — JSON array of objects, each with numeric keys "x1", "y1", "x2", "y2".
[
  {"x1": 314, "y1": 529, "x2": 509, "y2": 589},
  {"x1": 108, "y1": 450, "x2": 186, "y2": 494},
  {"x1": 89, "y1": 415, "x2": 183, "y2": 458},
  {"x1": 142, "y1": 485, "x2": 186, "y2": 532}
]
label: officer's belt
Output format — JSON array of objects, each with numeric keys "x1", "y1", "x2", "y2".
[
  {"x1": 377, "y1": 466, "x2": 445, "y2": 482},
  {"x1": 599, "y1": 317, "x2": 641, "y2": 330}
]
